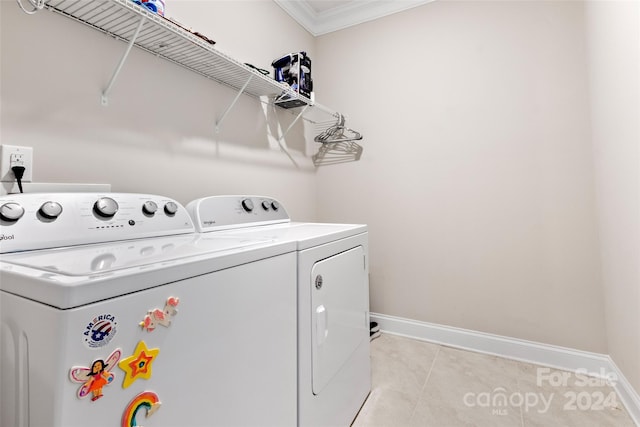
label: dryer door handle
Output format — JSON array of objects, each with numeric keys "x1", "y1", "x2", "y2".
[{"x1": 315, "y1": 305, "x2": 328, "y2": 346}]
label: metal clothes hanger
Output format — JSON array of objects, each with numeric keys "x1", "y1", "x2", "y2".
[
  {"x1": 312, "y1": 140, "x2": 363, "y2": 166},
  {"x1": 314, "y1": 114, "x2": 363, "y2": 144},
  {"x1": 312, "y1": 114, "x2": 363, "y2": 166}
]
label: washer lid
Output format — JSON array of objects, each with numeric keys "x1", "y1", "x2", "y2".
[
  {"x1": 0, "y1": 234, "x2": 294, "y2": 309},
  {"x1": 0, "y1": 234, "x2": 269, "y2": 276}
]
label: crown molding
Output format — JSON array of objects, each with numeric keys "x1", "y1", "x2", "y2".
[{"x1": 274, "y1": 0, "x2": 435, "y2": 36}]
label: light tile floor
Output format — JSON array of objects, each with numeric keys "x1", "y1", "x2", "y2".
[{"x1": 353, "y1": 333, "x2": 635, "y2": 427}]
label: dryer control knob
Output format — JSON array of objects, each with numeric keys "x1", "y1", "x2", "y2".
[
  {"x1": 142, "y1": 201, "x2": 158, "y2": 215},
  {"x1": 164, "y1": 201, "x2": 178, "y2": 216},
  {"x1": 39, "y1": 201, "x2": 63, "y2": 219},
  {"x1": 0, "y1": 202, "x2": 25, "y2": 222},
  {"x1": 261, "y1": 201, "x2": 270, "y2": 211},
  {"x1": 271, "y1": 201, "x2": 280, "y2": 211},
  {"x1": 94, "y1": 197, "x2": 119, "y2": 218},
  {"x1": 241, "y1": 198, "x2": 254, "y2": 212}
]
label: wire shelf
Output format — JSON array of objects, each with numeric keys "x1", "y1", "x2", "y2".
[
  {"x1": 42, "y1": 0, "x2": 363, "y2": 166},
  {"x1": 44, "y1": 0, "x2": 309, "y2": 103}
]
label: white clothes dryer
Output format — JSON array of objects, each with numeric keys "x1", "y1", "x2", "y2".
[
  {"x1": 187, "y1": 195, "x2": 371, "y2": 427},
  {"x1": 0, "y1": 193, "x2": 298, "y2": 427}
]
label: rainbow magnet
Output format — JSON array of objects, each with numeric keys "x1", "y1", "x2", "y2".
[
  {"x1": 118, "y1": 340, "x2": 159, "y2": 389},
  {"x1": 69, "y1": 348, "x2": 121, "y2": 401},
  {"x1": 140, "y1": 296, "x2": 179, "y2": 332},
  {"x1": 121, "y1": 391, "x2": 162, "y2": 427}
]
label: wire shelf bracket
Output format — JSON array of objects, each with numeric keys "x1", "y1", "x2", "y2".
[
  {"x1": 215, "y1": 75, "x2": 253, "y2": 134},
  {"x1": 278, "y1": 105, "x2": 308, "y2": 145},
  {"x1": 101, "y1": 15, "x2": 146, "y2": 106}
]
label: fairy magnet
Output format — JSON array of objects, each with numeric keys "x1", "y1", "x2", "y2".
[{"x1": 69, "y1": 348, "x2": 122, "y2": 401}]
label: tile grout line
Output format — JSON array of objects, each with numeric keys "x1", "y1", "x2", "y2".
[{"x1": 407, "y1": 344, "x2": 443, "y2": 423}]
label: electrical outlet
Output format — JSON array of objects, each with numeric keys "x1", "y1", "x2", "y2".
[
  {"x1": 0, "y1": 145, "x2": 33, "y2": 183},
  {"x1": 10, "y1": 153, "x2": 25, "y2": 167}
]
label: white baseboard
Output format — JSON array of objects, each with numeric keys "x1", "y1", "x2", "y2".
[
  {"x1": 609, "y1": 357, "x2": 640, "y2": 427},
  {"x1": 370, "y1": 312, "x2": 640, "y2": 426}
]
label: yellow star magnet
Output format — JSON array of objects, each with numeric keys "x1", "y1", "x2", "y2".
[{"x1": 118, "y1": 340, "x2": 160, "y2": 389}]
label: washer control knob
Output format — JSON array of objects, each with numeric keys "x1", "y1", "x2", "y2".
[
  {"x1": 39, "y1": 201, "x2": 63, "y2": 219},
  {"x1": 0, "y1": 202, "x2": 25, "y2": 222},
  {"x1": 315, "y1": 275, "x2": 323, "y2": 290},
  {"x1": 241, "y1": 198, "x2": 254, "y2": 212},
  {"x1": 94, "y1": 197, "x2": 119, "y2": 218},
  {"x1": 261, "y1": 201, "x2": 270, "y2": 211},
  {"x1": 142, "y1": 201, "x2": 158, "y2": 215},
  {"x1": 164, "y1": 202, "x2": 178, "y2": 216},
  {"x1": 271, "y1": 201, "x2": 279, "y2": 211}
]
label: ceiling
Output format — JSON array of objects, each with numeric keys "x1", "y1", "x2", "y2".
[{"x1": 274, "y1": 0, "x2": 435, "y2": 36}]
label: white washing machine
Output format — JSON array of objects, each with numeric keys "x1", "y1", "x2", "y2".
[
  {"x1": 0, "y1": 193, "x2": 298, "y2": 427},
  {"x1": 186, "y1": 195, "x2": 371, "y2": 427}
]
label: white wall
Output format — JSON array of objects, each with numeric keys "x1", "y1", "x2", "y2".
[
  {"x1": 315, "y1": 1, "x2": 608, "y2": 353},
  {"x1": 585, "y1": 0, "x2": 640, "y2": 394},
  {"x1": 5, "y1": 0, "x2": 636, "y2": 382},
  {"x1": 0, "y1": 0, "x2": 318, "y2": 219}
]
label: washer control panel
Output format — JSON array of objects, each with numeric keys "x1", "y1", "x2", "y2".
[
  {"x1": 0, "y1": 193, "x2": 195, "y2": 253},
  {"x1": 186, "y1": 195, "x2": 289, "y2": 232}
]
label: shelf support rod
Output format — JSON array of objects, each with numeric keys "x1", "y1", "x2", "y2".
[
  {"x1": 277, "y1": 105, "x2": 308, "y2": 144},
  {"x1": 215, "y1": 75, "x2": 253, "y2": 133},
  {"x1": 309, "y1": 102, "x2": 341, "y2": 120},
  {"x1": 101, "y1": 16, "x2": 146, "y2": 106}
]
